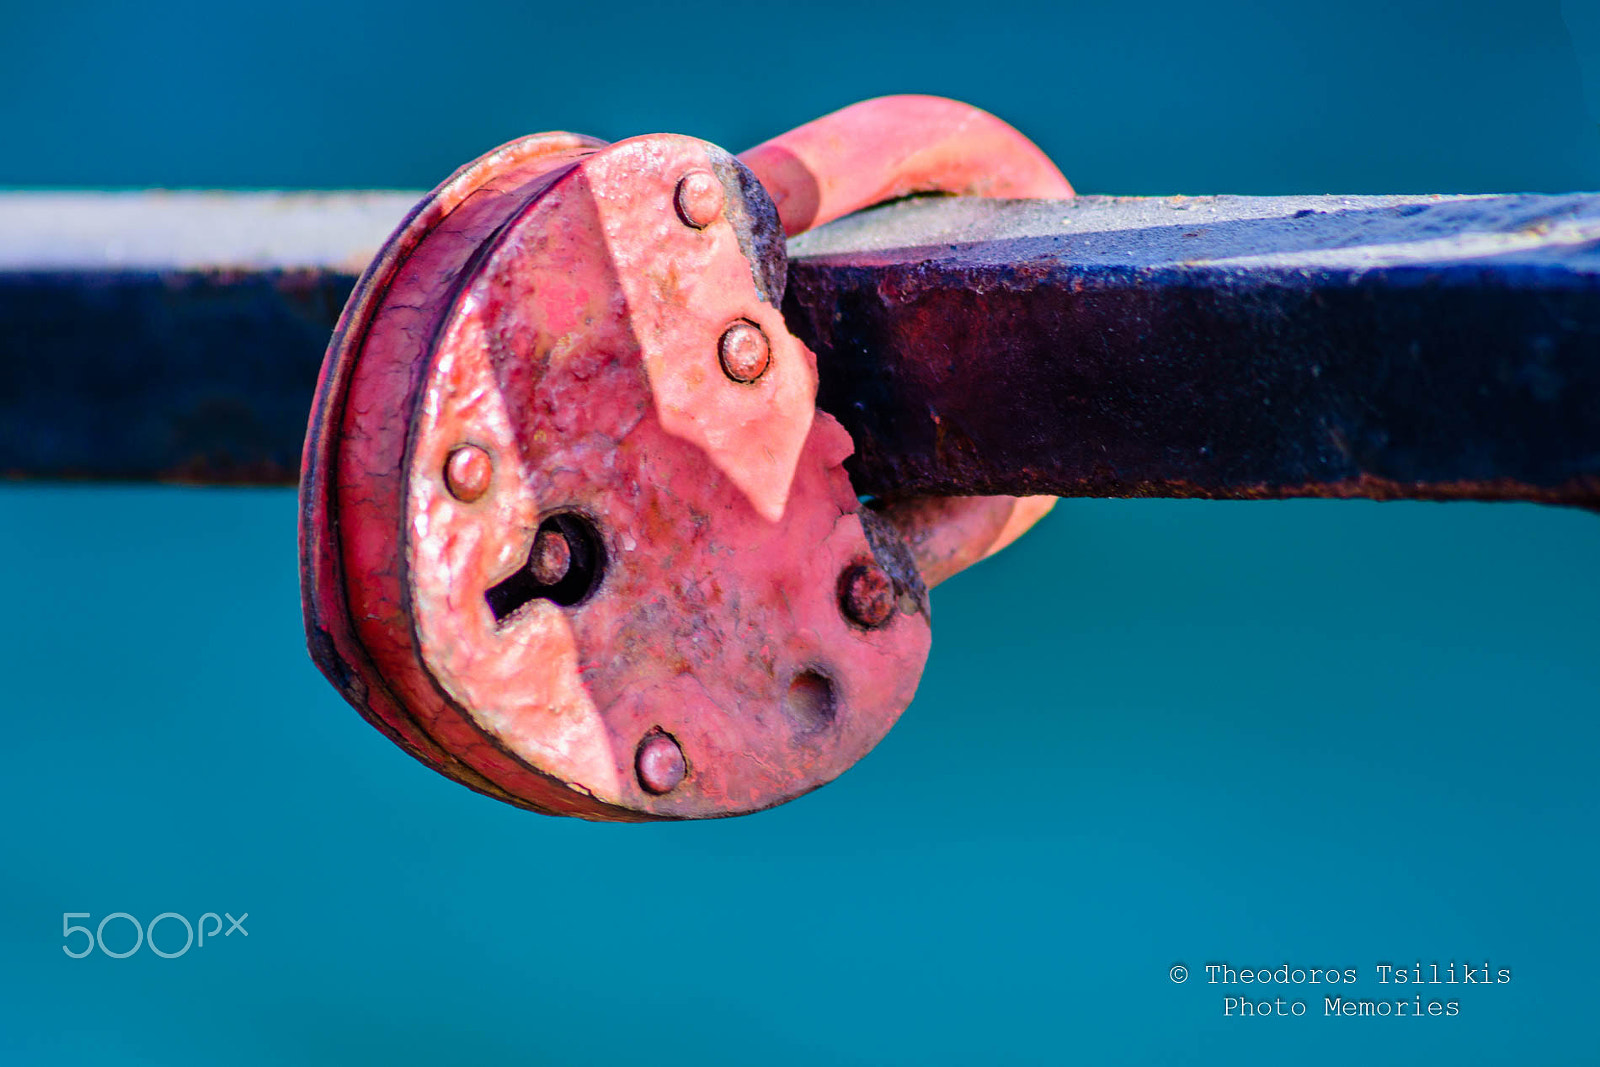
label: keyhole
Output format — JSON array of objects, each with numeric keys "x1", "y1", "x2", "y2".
[{"x1": 485, "y1": 513, "x2": 605, "y2": 623}]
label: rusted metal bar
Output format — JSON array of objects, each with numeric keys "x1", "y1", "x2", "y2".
[
  {"x1": 785, "y1": 193, "x2": 1600, "y2": 508},
  {"x1": 6, "y1": 190, "x2": 1600, "y2": 507},
  {"x1": 0, "y1": 192, "x2": 413, "y2": 482}
]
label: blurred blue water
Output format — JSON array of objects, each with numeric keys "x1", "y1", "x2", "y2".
[
  {"x1": 1, "y1": 489, "x2": 1594, "y2": 1065},
  {"x1": 3, "y1": 0, "x2": 1598, "y2": 195},
  {"x1": 2, "y1": 1, "x2": 1599, "y2": 1064}
]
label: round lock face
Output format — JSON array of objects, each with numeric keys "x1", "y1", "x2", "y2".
[{"x1": 302, "y1": 132, "x2": 931, "y2": 820}]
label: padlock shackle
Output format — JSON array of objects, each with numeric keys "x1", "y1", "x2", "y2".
[
  {"x1": 739, "y1": 95, "x2": 1073, "y2": 237},
  {"x1": 741, "y1": 95, "x2": 1070, "y2": 584}
]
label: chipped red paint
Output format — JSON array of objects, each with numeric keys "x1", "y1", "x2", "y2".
[{"x1": 301, "y1": 127, "x2": 941, "y2": 820}]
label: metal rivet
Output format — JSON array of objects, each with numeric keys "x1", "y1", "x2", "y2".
[
  {"x1": 529, "y1": 525, "x2": 572, "y2": 585},
  {"x1": 675, "y1": 169, "x2": 725, "y2": 229},
  {"x1": 839, "y1": 562, "x2": 895, "y2": 628},
  {"x1": 719, "y1": 320, "x2": 771, "y2": 383},
  {"x1": 444, "y1": 445, "x2": 492, "y2": 502},
  {"x1": 636, "y1": 733, "x2": 686, "y2": 794}
]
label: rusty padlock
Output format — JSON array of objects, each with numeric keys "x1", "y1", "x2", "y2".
[{"x1": 300, "y1": 96, "x2": 1070, "y2": 820}]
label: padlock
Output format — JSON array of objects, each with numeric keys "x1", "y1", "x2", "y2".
[{"x1": 299, "y1": 96, "x2": 1071, "y2": 819}]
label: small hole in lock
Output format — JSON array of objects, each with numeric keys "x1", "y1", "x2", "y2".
[
  {"x1": 485, "y1": 512, "x2": 605, "y2": 623},
  {"x1": 784, "y1": 670, "x2": 838, "y2": 734}
]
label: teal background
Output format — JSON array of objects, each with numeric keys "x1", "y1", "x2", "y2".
[{"x1": 3, "y1": 1, "x2": 1599, "y2": 1064}]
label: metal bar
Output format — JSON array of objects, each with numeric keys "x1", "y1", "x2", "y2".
[
  {"x1": 5, "y1": 191, "x2": 1599, "y2": 508},
  {"x1": 785, "y1": 193, "x2": 1600, "y2": 508},
  {"x1": 0, "y1": 192, "x2": 414, "y2": 482}
]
